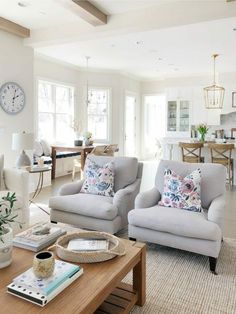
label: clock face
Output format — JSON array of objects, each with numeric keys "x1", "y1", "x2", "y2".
[{"x1": 0, "y1": 82, "x2": 25, "y2": 114}]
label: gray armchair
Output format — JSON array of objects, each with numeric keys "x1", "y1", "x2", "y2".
[
  {"x1": 128, "y1": 159, "x2": 226, "y2": 273},
  {"x1": 49, "y1": 156, "x2": 143, "y2": 234}
]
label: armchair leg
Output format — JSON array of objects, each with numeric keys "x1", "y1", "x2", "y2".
[
  {"x1": 209, "y1": 257, "x2": 217, "y2": 275},
  {"x1": 51, "y1": 220, "x2": 58, "y2": 224},
  {"x1": 129, "y1": 237, "x2": 136, "y2": 241}
]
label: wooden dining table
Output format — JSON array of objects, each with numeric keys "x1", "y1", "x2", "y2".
[{"x1": 51, "y1": 145, "x2": 94, "y2": 180}]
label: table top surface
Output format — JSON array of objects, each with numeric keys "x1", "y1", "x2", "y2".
[
  {"x1": 0, "y1": 238, "x2": 144, "y2": 313},
  {"x1": 51, "y1": 145, "x2": 94, "y2": 149},
  {"x1": 28, "y1": 167, "x2": 51, "y2": 173}
]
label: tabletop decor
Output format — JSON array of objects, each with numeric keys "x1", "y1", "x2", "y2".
[
  {"x1": 33, "y1": 251, "x2": 55, "y2": 278},
  {"x1": 197, "y1": 123, "x2": 209, "y2": 142},
  {"x1": 83, "y1": 131, "x2": 93, "y2": 146},
  {"x1": 48, "y1": 230, "x2": 126, "y2": 263},
  {"x1": 0, "y1": 192, "x2": 21, "y2": 268}
]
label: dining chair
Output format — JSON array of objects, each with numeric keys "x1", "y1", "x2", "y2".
[
  {"x1": 179, "y1": 142, "x2": 204, "y2": 163},
  {"x1": 208, "y1": 143, "x2": 234, "y2": 187}
]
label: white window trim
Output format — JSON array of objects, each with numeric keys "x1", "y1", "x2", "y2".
[
  {"x1": 86, "y1": 86, "x2": 112, "y2": 143},
  {"x1": 36, "y1": 78, "x2": 75, "y2": 143}
]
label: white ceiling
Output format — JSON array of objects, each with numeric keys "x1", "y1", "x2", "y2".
[
  {"x1": 1, "y1": 0, "x2": 236, "y2": 80},
  {"x1": 0, "y1": 0, "x2": 170, "y2": 29},
  {"x1": 36, "y1": 17, "x2": 236, "y2": 80}
]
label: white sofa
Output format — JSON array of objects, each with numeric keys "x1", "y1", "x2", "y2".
[
  {"x1": 128, "y1": 159, "x2": 226, "y2": 274},
  {"x1": 49, "y1": 156, "x2": 143, "y2": 234},
  {"x1": 0, "y1": 155, "x2": 29, "y2": 233}
]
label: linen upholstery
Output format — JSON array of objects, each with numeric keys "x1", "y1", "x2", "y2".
[
  {"x1": 0, "y1": 157, "x2": 29, "y2": 233},
  {"x1": 128, "y1": 159, "x2": 226, "y2": 260},
  {"x1": 50, "y1": 156, "x2": 143, "y2": 234}
]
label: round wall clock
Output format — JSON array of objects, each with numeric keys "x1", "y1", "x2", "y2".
[{"x1": 0, "y1": 82, "x2": 25, "y2": 115}]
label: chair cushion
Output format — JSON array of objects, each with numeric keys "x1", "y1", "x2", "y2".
[
  {"x1": 81, "y1": 157, "x2": 115, "y2": 197},
  {"x1": 49, "y1": 193, "x2": 118, "y2": 220},
  {"x1": 158, "y1": 168, "x2": 202, "y2": 212},
  {"x1": 0, "y1": 191, "x2": 23, "y2": 210},
  {"x1": 128, "y1": 205, "x2": 221, "y2": 241},
  {"x1": 87, "y1": 155, "x2": 138, "y2": 192}
]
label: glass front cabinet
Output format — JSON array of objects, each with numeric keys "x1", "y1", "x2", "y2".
[{"x1": 167, "y1": 100, "x2": 190, "y2": 133}]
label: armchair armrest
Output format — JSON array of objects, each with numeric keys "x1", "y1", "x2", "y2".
[
  {"x1": 135, "y1": 187, "x2": 161, "y2": 209},
  {"x1": 59, "y1": 179, "x2": 85, "y2": 196},
  {"x1": 4, "y1": 168, "x2": 29, "y2": 200},
  {"x1": 207, "y1": 194, "x2": 225, "y2": 230},
  {"x1": 113, "y1": 179, "x2": 141, "y2": 226}
]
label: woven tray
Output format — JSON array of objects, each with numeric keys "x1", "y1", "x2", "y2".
[{"x1": 48, "y1": 231, "x2": 126, "y2": 263}]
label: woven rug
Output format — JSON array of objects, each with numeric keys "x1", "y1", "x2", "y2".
[{"x1": 123, "y1": 238, "x2": 236, "y2": 314}]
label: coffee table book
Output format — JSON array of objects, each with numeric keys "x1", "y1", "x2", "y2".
[
  {"x1": 7, "y1": 260, "x2": 83, "y2": 307},
  {"x1": 13, "y1": 223, "x2": 66, "y2": 252}
]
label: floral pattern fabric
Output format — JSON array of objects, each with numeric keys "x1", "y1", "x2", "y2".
[
  {"x1": 81, "y1": 157, "x2": 115, "y2": 197},
  {"x1": 158, "y1": 168, "x2": 202, "y2": 212}
]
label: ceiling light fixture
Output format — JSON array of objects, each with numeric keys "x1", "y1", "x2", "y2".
[{"x1": 204, "y1": 54, "x2": 225, "y2": 109}]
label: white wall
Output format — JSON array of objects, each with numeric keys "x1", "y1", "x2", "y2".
[{"x1": 0, "y1": 31, "x2": 34, "y2": 167}]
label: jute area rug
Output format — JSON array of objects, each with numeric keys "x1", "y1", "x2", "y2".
[{"x1": 125, "y1": 238, "x2": 236, "y2": 314}]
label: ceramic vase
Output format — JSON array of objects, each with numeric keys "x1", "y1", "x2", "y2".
[
  {"x1": 0, "y1": 227, "x2": 13, "y2": 269},
  {"x1": 33, "y1": 251, "x2": 55, "y2": 278}
]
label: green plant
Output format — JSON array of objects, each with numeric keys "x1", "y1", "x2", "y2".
[
  {"x1": 0, "y1": 192, "x2": 21, "y2": 242},
  {"x1": 197, "y1": 123, "x2": 209, "y2": 135}
]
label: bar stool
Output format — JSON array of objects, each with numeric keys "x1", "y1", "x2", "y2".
[
  {"x1": 208, "y1": 143, "x2": 234, "y2": 187},
  {"x1": 179, "y1": 142, "x2": 204, "y2": 163}
]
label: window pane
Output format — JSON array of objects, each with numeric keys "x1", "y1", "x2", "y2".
[
  {"x1": 38, "y1": 82, "x2": 52, "y2": 99},
  {"x1": 88, "y1": 115, "x2": 107, "y2": 140},
  {"x1": 88, "y1": 90, "x2": 107, "y2": 104},
  {"x1": 38, "y1": 113, "x2": 54, "y2": 143},
  {"x1": 56, "y1": 86, "x2": 72, "y2": 113},
  {"x1": 38, "y1": 97, "x2": 54, "y2": 113},
  {"x1": 88, "y1": 103, "x2": 107, "y2": 115},
  {"x1": 56, "y1": 114, "x2": 73, "y2": 143}
]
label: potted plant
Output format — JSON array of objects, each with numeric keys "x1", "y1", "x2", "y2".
[
  {"x1": 197, "y1": 123, "x2": 209, "y2": 142},
  {"x1": 0, "y1": 192, "x2": 21, "y2": 269},
  {"x1": 83, "y1": 131, "x2": 93, "y2": 146}
]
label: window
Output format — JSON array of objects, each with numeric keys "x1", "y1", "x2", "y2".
[
  {"x1": 87, "y1": 88, "x2": 110, "y2": 142},
  {"x1": 37, "y1": 80, "x2": 74, "y2": 143}
]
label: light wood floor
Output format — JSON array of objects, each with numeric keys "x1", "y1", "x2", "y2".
[{"x1": 32, "y1": 172, "x2": 236, "y2": 239}]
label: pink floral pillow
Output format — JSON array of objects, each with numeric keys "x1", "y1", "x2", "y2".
[
  {"x1": 81, "y1": 157, "x2": 115, "y2": 197},
  {"x1": 158, "y1": 168, "x2": 202, "y2": 212}
]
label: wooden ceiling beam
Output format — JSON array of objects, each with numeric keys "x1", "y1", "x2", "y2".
[
  {"x1": 72, "y1": 0, "x2": 107, "y2": 26},
  {"x1": 0, "y1": 17, "x2": 30, "y2": 38}
]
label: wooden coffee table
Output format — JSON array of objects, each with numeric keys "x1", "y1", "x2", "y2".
[{"x1": 0, "y1": 238, "x2": 146, "y2": 313}]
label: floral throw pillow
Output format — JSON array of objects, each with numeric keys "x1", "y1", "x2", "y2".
[
  {"x1": 81, "y1": 158, "x2": 115, "y2": 197},
  {"x1": 158, "y1": 168, "x2": 202, "y2": 212}
]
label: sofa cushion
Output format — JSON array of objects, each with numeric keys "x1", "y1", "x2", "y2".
[
  {"x1": 128, "y1": 205, "x2": 221, "y2": 241},
  {"x1": 87, "y1": 155, "x2": 138, "y2": 192},
  {"x1": 0, "y1": 191, "x2": 23, "y2": 211},
  {"x1": 49, "y1": 193, "x2": 118, "y2": 220},
  {"x1": 158, "y1": 168, "x2": 201, "y2": 212},
  {"x1": 155, "y1": 160, "x2": 226, "y2": 209},
  {"x1": 81, "y1": 158, "x2": 115, "y2": 197}
]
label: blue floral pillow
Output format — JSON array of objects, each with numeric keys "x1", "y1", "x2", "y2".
[
  {"x1": 81, "y1": 158, "x2": 115, "y2": 197},
  {"x1": 158, "y1": 168, "x2": 202, "y2": 212}
]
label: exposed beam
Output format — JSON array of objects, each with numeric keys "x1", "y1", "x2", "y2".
[
  {"x1": 72, "y1": 0, "x2": 107, "y2": 26},
  {"x1": 0, "y1": 17, "x2": 30, "y2": 38}
]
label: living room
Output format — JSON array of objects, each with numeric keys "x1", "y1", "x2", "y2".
[{"x1": 0, "y1": 0, "x2": 236, "y2": 313}]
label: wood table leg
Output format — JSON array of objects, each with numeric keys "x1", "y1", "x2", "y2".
[
  {"x1": 133, "y1": 243, "x2": 146, "y2": 306},
  {"x1": 51, "y1": 147, "x2": 56, "y2": 180},
  {"x1": 80, "y1": 150, "x2": 85, "y2": 170}
]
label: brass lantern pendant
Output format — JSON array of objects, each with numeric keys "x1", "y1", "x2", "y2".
[{"x1": 204, "y1": 54, "x2": 225, "y2": 109}]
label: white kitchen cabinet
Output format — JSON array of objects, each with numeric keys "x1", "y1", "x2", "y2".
[{"x1": 167, "y1": 100, "x2": 190, "y2": 133}]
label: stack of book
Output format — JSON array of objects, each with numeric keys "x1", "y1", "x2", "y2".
[
  {"x1": 13, "y1": 223, "x2": 66, "y2": 252},
  {"x1": 7, "y1": 260, "x2": 83, "y2": 306}
]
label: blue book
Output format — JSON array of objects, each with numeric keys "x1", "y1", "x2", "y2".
[{"x1": 13, "y1": 260, "x2": 80, "y2": 296}]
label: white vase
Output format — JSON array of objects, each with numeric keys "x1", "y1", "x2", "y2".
[{"x1": 0, "y1": 227, "x2": 13, "y2": 269}]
